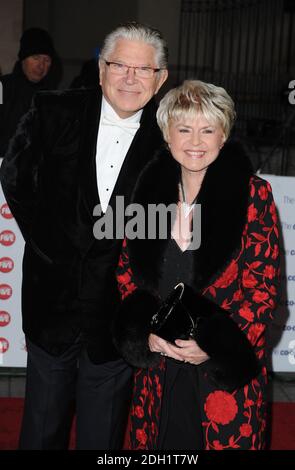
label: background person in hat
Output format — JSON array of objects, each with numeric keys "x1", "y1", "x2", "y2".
[{"x1": 0, "y1": 28, "x2": 61, "y2": 159}]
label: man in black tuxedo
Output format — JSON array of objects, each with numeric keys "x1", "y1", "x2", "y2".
[{"x1": 0, "y1": 22, "x2": 168, "y2": 449}]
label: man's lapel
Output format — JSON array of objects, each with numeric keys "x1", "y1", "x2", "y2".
[{"x1": 78, "y1": 88, "x2": 101, "y2": 220}]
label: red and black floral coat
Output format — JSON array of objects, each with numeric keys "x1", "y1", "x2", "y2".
[{"x1": 113, "y1": 142, "x2": 280, "y2": 450}]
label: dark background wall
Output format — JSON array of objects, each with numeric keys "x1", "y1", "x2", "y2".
[
  {"x1": 1, "y1": 0, "x2": 294, "y2": 174},
  {"x1": 0, "y1": 0, "x2": 23, "y2": 75},
  {"x1": 176, "y1": 0, "x2": 295, "y2": 174},
  {"x1": 22, "y1": 0, "x2": 181, "y2": 92}
]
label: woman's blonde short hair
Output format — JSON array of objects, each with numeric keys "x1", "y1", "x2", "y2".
[{"x1": 156, "y1": 79, "x2": 236, "y2": 141}]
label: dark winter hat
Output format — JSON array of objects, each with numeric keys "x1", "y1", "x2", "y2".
[{"x1": 18, "y1": 28, "x2": 56, "y2": 61}]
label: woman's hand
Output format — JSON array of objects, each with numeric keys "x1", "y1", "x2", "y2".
[
  {"x1": 174, "y1": 338, "x2": 210, "y2": 365},
  {"x1": 148, "y1": 333, "x2": 185, "y2": 361},
  {"x1": 149, "y1": 334, "x2": 209, "y2": 365}
]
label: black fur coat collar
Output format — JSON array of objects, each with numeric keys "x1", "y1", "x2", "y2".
[{"x1": 128, "y1": 141, "x2": 253, "y2": 292}]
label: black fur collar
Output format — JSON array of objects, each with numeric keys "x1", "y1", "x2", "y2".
[{"x1": 127, "y1": 141, "x2": 253, "y2": 293}]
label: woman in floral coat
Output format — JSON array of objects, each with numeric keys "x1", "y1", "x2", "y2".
[{"x1": 113, "y1": 80, "x2": 280, "y2": 450}]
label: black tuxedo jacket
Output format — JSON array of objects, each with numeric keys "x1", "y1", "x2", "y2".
[{"x1": 0, "y1": 87, "x2": 164, "y2": 362}]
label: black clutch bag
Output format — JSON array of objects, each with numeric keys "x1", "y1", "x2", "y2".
[{"x1": 150, "y1": 282, "x2": 199, "y2": 344}]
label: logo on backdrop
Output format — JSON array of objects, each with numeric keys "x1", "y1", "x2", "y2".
[
  {"x1": 280, "y1": 300, "x2": 295, "y2": 307},
  {"x1": 283, "y1": 249, "x2": 295, "y2": 256},
  {"x1": 0, "y1": 311, "x2": 11, "y2": 327},
  {"x1": 0, "y1": 338, "x2": 9, "y2": 353},
  {"x1": 288, "y1": 340, "x2": 295, "y2": 365},
  {"x1": 0, "y1": 230, "x2": 16, "y2": 246},
  {"x1": 0, "y1": 337, "x2": 9, "y2": 364},
  {"x1": 281, "y1": 221, "x2": 295, "y2": 231},
  {"x1": 274, "y1": 345, "x2": 295, "y2": 365},
  {"x1": 0, "y1": 257, "x2": 14, "y2": 273},
  {"x1": 283, "y1": 324, "x2": 295, "y2": 331},
  {"x1": 280, "y1": 274, "x2": 295, "y2": 282},
  {"x1": 0, "y1": 284, "x2": 13, "y2": 300},
  {"x1": 0, "y1": 203, "x2": 13, "y2": 219}
]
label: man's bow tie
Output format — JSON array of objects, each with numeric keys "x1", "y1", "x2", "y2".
[{"x1": 101, "y1": 115, "x2": 140, "y2": 136}]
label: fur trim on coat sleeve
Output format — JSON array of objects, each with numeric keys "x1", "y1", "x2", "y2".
[
  {"x1": 188, "y1": 292, "x2": 261, "y2": 391},
  {"x1": 112, "y1": 289, "x2": 162, "y2": 368}
]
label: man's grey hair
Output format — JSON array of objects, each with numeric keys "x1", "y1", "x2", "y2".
[{"x1": 100, "y1": 21, "x2": 168, "y2": 69}]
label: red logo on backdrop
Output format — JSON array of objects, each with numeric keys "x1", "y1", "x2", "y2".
[
  {"x1": 0, "y1": 338, "x2": 9, "y2": 353},
  {"x1": 0, "y1": 284, "x2": 13, "y2": 300},
  {"x1": 0, "y1": 203, "x2": 13, "y2": 219},
  {"x1": 0, "y1": 311, "x2": 11, "y2": 327},
  {"x1": 0, "y1": 230, "x2": 16, "y2": 246},
  {"x1": 0, "y1": 257, "x2": 14, "y2": 273}
]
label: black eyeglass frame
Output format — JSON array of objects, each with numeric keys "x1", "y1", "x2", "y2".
[{"x1": 103, "y1": 60, "x2": 162, "y2": 77}]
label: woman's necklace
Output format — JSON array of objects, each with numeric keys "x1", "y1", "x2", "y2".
[{"x1": 180, "y1": 177, "x2": 198, "y2": 218}]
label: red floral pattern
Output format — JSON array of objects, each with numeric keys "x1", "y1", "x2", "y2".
[
  {"x1": 240, "y1": 423, "x2": 253, "y2": 438},
  {"x1": 116, "y1": 176, "x2": 280, "y2": 450},
  {"x1": 204, "y1": 391, "x2": 238, "y2": 424}
]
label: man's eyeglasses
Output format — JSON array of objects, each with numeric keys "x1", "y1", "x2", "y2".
[{"x1": 103, "y1": 60, "x2": 162, "y2": 79}]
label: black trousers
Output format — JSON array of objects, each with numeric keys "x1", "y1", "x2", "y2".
[
  {"x1": 19, "y1": 337, "x2": 133, "y2": 450},
  {"x1": 158, "y1": 360, "x2": 204, "y2": 450}
]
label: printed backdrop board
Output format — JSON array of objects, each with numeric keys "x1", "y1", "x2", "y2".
[
  {"x1": 261, "y1": 174, "x2": 295, "y2": 372},
  {"x1": 0, "y1": 159, "x2": 26, "y2": 367}
]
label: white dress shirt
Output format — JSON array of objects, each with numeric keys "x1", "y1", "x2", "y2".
[{"x1": 96, "y1": 97, "x2": 142, "y2": 213}]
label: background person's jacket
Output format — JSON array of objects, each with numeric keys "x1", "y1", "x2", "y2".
[{"x1": 0, "y1": 60, "x2": 60, "y2": 159}]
